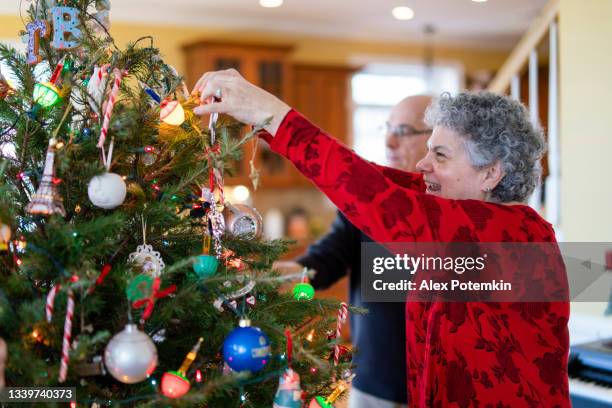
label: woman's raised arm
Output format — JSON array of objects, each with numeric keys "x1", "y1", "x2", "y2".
[{"x1": 191, "y1": 69, "x2": 528, "y2": 244}]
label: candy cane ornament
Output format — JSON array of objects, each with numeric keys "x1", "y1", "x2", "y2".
[
  {"x1": 58, "y1": 290, "x2": 74, "y2": 383},
  {"x1": 46, "y1": 284, "x2": 61, "y2": 322},
  {"x1": 97, "y1": 68, "x2": 123, "y2": 158},
  {"x1": 333, "y1": 302, "x2": 348, "y2": 368}
]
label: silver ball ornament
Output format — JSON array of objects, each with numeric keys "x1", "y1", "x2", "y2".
[
  {"x1": 223, "y1": 203, "x2": 263, "y2": 239},
  {"x1": 104, "y1": 324, "x2": 158, "y2": 384},
  {"x1": 88, "y1": 172, "x2": 127, "y2": 209}
]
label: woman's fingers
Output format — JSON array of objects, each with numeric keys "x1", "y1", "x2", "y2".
[
  {"x1": 192, "y1": 69, "x2": 242, "y2": 101},
  {"x1": 190, "y1": 68, "x2": 290, "y2": 135},
  {"x1": 193, "y1": 100, "x2": 227, "y2": 115},
  {"x1": 191, "y1": 72, "x2": 210, "y2": 97}
]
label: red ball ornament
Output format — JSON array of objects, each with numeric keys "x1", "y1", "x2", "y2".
[{"x1": 161, "y1": 371, "x2": 190, "y2": 398}]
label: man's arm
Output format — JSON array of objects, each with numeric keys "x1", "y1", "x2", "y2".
[{"x1": 291, "y1": 212, "x2": 359, "y2": 290}]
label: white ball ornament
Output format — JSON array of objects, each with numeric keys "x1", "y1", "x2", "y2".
[
  {"x1": 88, "y1": 172, "x2": 126, "y2": 209},
  {"x1": 104, "y1": 324, "x2": 158, "y2": 384}
]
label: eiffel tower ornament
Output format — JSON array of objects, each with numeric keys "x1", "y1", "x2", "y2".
[{"x1": 25, "y1": 138, "x2": 66, "y2": 216}]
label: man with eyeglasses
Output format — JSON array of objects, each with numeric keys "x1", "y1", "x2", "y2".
[{"x1": 274, "y1": 95, "x2": 432, "y2": 408}]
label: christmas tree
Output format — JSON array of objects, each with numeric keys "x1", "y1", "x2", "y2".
[{"x1": 0, "y1": 1, "x2": 358, "y2": 406}]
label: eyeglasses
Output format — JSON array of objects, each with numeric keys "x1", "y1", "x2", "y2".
[{"x1": 384, "y1": 122, "x2": 432, "y2": 138}]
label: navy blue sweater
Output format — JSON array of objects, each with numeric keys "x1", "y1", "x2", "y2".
[{"x1": 297, "y1": 212, "x2": 408, "y2": 403}]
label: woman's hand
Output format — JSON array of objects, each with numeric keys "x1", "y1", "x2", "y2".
[{"x1": 192, "y1": 69, "x2": 291, "y2": 136}]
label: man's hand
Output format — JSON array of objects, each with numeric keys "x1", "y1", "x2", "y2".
[{"x1": 272, "y1": 260, "x2": 306, "y2": 276}]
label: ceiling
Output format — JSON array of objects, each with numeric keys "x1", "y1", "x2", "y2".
[{"x1": 2, "y1": 0, "x2": 548, "y2": 50}]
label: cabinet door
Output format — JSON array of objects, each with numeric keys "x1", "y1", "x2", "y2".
[
  {"x1": 293, "y1": 65, "x2": 355, "y2": 144},
  {"x1": 292, "y1": 64, "x2": 356, "y2": 184}
]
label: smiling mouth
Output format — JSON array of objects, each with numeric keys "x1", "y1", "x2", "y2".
[{"x1": 424, "y1": 181, "x2": 441, "y2": 192}]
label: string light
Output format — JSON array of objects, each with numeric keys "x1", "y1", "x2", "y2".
[
  {"x1": 15, "y1": 237, "x2": 27, "y2": 251},
  {"x1": 31, "y1": 329, "x2": 41, "y2": 341},
  {"x1": 228, "y1": 258, "x2": 243, "y2": 270},
  {"x1": 195, "y1": 369, "x2": 202, "y2": 383},
  {"x1": 159, "y1": 100, "x2": 185, "y2": 126},
  {"x1": 306, "y1": 329, "x2": 315, "y2": 342},
  {"x1": 161, "y1": 338, "x2": 204, "y2": 398},
  {"x1": 33, "y1": 82, "x2": 61, "y2": 107}
]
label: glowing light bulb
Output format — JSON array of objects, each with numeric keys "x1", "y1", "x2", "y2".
[
  {"x1": 392, "y1": 6, "x2": 414, "y2": 20},
  {"x1": 260, "y1": 0, "x2": 283, "y2": 7},
  {"x1": 160, "y1": 100, "x2": 185, "y2": 126},
  {"x1": 232, "y1": 185, "x2": 250, "y2": 203},
  {"x1": 33, "y1": 82, "x2": 61, "y2": 107},
  {"x1": 0, "y1": 223, "x2": 11, "y2": 251}
]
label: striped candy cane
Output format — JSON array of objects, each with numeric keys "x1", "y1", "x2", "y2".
[
  {"x1": 58, "y1": 290, "x2": 74, "y2": 383},
  {"x1": 333, "y1": 302, "x2": 348, "y2": 367},
  {"x1": 97, "y1": 68, "x2": 124, "y2": 167},
  {"x1": 46, "y1": 284, "x2": 61, "y2": 322}
]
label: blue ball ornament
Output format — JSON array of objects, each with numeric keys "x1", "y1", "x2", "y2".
[
  {"x1": 223, "y1": 319, "x2": 271, "y2": 373},
  {"x1": 192, "y1": 254, "x2": 218, "y2": 278}
]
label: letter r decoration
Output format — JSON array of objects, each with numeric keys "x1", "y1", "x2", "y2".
[{"x1": 26, "y1": 20, "x2": 50, "y2": 65}]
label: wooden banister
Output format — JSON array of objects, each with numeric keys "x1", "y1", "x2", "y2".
[{"x1": 487, "y1": 0, "x2": 559, "y2": 93}]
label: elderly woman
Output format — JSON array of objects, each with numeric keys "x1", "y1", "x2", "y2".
[{"x1": 193, "y1": 70, "x2": 569, "y2": 407}]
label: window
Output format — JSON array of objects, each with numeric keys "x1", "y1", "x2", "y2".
[
  {"x1": 1, "y1": 39, "x2": 27, "y2": 160},
  {"x1": 351, "y1": 63, "x2": 461, "y2": 164}
]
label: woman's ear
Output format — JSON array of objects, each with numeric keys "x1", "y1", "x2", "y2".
[{"x1": 482, "y1": 161, "x2": 504, "y2": 191}]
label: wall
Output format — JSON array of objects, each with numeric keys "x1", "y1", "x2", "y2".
[
  {"x1": 0, "y1": 15, "x2": 508, "y2": 79},
  {"x1": 559, "y1": 0, "x2": 612, "y2": 316}
]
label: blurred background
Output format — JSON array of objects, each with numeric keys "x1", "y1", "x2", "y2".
[{"x1": 1, "y1": 0, "x2": 611, "y2": 404}]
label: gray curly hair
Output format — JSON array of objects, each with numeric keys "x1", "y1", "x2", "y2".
[{"x1": 424, "y1": 91, "x2": 545, "y2": 203}]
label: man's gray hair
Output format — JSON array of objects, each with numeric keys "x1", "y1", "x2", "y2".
[{"x1": 425, "y1": 92, "x2": 546, "y2": 203}]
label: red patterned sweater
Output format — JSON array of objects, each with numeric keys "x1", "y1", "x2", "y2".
[{"x1": 264, "y1": 110, "x2": 570, "y2": 407}]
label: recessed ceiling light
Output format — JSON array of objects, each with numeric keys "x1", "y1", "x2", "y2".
[
  {"x1": 392, "y1": 6, "x2": 415, "y2": 20},
  {"x1": 260, "y1": 0, "x2": 283, "y2": 8},
  {"x1": 472, "y1": 0, "x2": 488, "y2": 2}
]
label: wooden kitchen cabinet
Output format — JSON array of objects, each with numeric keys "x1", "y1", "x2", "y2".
[{"x1": 292, "y1": 64, "x2": 356, "y2": 146}]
